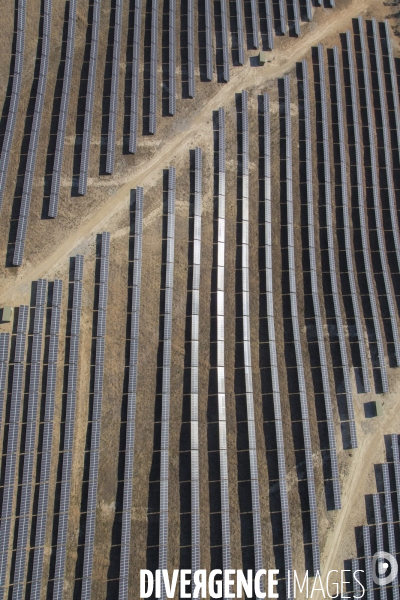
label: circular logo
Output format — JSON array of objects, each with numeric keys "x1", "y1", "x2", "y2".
[{"x1": 372, "y1": 552, "x2": 398, "y2": 586}]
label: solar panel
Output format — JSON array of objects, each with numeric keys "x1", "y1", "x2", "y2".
[
  {"x1": 149, "y1": 0, "x2": 158, "y2": 134},
  {"x1": 372, "y1": 17, "x2": 400, "y2": 328},
  {"x1": 0, "y1": 0, "x2": 26, "y2": 211},
  {"x1": 278, "y1": 0, "x2": 286, "y2": 34},
  {"x1": 118, "y1": 192, "x2": 143, "y2": 599},
  {"x1": 78, "y1": 0, "x2": 101, "y2": 195},
  {"x1": 345, "y1": 29, "x2": 388, "y2": 393},
  {"x1": 358, "y1": 18, "x2": 400, "y2": 370},
  {"x1": 105, "y1": 0, "x2": 122, "y2": 174},
  {"x1": 12, "y1": 0, "x2": 52, "y2": 265},
  {"x1": 128, "y1": 0, "x2": 143, "y2": 152},
  {"x1": 0, "y1": 300, "x2": 31, "y2": 592},
  {"x1": 169, "y1": 0, "x2": 176, "y2": 115},
  {"x1": 316, "y1": 46, "x2": 357, "y2": 449},
  {"x1": 284, "y1": 75, "x2": 320, "y2": 573},
  {"x1": 12, "y1": 279, "x2": 49, "y2": 596},
  {"x1": 363, "y1": 526, "x2": 374, "y2": 600},
  {"x1": 382, "y1": 463, "x2": 399, "y2": 600},
  {"x1": 204, "y1": 0, "x2": 213, "y2": 80},
  {"x1": 236, "y1": 0, "x2": 245, "y2": 65},
  {"x1": 220, "y1": 0, "x2": 229, "y2": 82}
]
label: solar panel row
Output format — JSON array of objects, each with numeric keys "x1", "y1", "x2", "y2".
[
  {"x1": 391, "y1": 435, "x2": 400, "y2": 551},
  {"x1": 301, "y1": 59, "x2": 341, "y2": 508},
  {"x1": 317, "y1": 44, "x2": 357, "y2": 450},
  {"x1": 190, "y1": 149, "x2": 202, "y2": 590},
  {"x1": 236, "y1": 0, "x2": 245, "y2": 65},
  {"x1": 30, "y1": 279, "x2": 63, "y2": 600},
  {"x1": 382, "y1": 463, "x2": 399, "y2": 600},
  {"x1": 13, "y1": 0, "x2": 52, "y2": 266},
  {"x1": 187, "y1": 0, "x2": 195, "y2": 97},
  {"x1": 118, "y1": 188, "x2": 143, "y2": 600},
  {"x1": 106, "y1": 0, "x2": 123, "y2": 174},
  {"x1": 0, "y1": 305, "x2": 29, "y2": 598},
  {"x1": 373, "y1": 494, "x2": 387, "y2": 600},
  {"x1": 0, "y1": 0, "x2": 26, "y2": 211},
  {"x1": 205, "y1": 0, "x2": 213, "y2": 80},
  {"x1": 264, "y1": 0, "x2": 275, "y2": 50},
  {"x1": 332, "y1": 45, "x2": 370, "y2": 393},
  {"x1": 277, "y1": 0, "x2": 286, "y2": 34},
  {"x1": 217, "y1": 108, "x2": 231, "y2": 580},
  {"x1": 158, "y1": 169, "x2": 175, "y2": 600},
  {"x1": 345, "y1": 29, "x2": 388, "y2": 392},
  {"x1": 220, "y1": 0, "x2": 229, "y2": 82},
  {"x1": 284, "y1": 75, "x2": 320, "y2": 575},
  {"x1": 48, "y1": 0, "x2": 77, "y2": 217},
  {"x1": 12, "y1": 280, "x2": 48, "y2": 600},
  {"x1": 240, "y1": 90, "x2": 263, "y2": 577},
  {"x1": 129, "y1": 0, "x2": 142, "y2": 153},
  {"x1": 78, "y1": 0, "x2": 101, "y2": 195},
  {"x1": 384, "y1": 20, "x2": 400, "y2": 165},
  {"x1": 363, "y1": 525, "x2": 374, "y2": 600},
  {"x1": 292, "y1": 0, "x2": 300, "y2": 36},
  {"x1": 81, "y1": 233, "x2": 110, "y2": 599},
  {"x1": 304, "y1": 0, "x2": 312, "y2": 21},
  {"x1": 0, "y1": 333, "x2": 10, "y2": 436},
  {"x1": 52, "y1": 256, "x2": 84, "y2": 600},
  {"x1": 263, "y1": 91, "x2": 293, "y2": 599},
  {"x1": 250, "y1": 0, "x2": 259, "y2": 47},
  {"x1": 371, "y1": 19, "x2": 400, "y2": 308},
  {"x1": 358, "y1": 18, "x2": 400, "y2": 367},
  {"x1": 169, "y1": 0, "x2": 176, "y2": 115},
  {"x1": 149, "y1": 0, "x2": 158, "y2": 134}
]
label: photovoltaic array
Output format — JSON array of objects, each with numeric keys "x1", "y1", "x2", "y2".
[
  {"x1": 283, "y1": 75, "x2": 320, "y2": 575},
  {"x1": 332, "y1": 45, "x2": 370, "y2": 393},
  {"x1": 343, "y1": 435, "x2": 400, "y2": 599},
  {"x1": 216, "y1": 108, "x2": 231, "y2": 582},
  {"x1": 48, "y1": 0, "x2": 77, "y2": 217},
  {"x1": 191, "y1": 148, "x2": 202, "y2": 586},
  {"x1": 81, "y1": 232, "x2": 111, "y2": 599},
  {"x1": 53, "y1": 256, "x2": 84, "y2": 599},
  {"x1": 301, "y1": 59, "x2": 341, "y2": 509},
  {"x1": 12, "y1": 0, "x2": 52, "y2": 266},
  {"x1": 11, "y1": 280, "x2": 47, "y2": 600},
  {"x1": 0, "y1": 305, "x2": 29, "y2": 598},
  {"x1": 119, "y1": 189, "x2": 143, "y2": 600},
  {"x1": 30, "y1": 279, "x2": 63, "y2": 600},
  {"x1": 0, "y1": 0, "x2": 337, "y2": 242},
  {"x1": 239, "y1": 90, "x2": 264, "y2": 582},
  {"x1": 78, "y1": 0, "x2": 101, "y2": 196},
  {"x1": 345, "y1": 28, "x2": 388, "y2": 391},
  {"x1": 129, "y1": 0, "x2": 142, "y2": 153},
  {"x1": 316, "y1": 44, "x2": 357, "y2": 449},
  {"x1": 149, "y1": 0, "x2": 158, "y2": 134},
  {"x1": 157, "y1": 169, "x2": 175, "y2": 600},
  {"x1": 0, "y1": 0, "x2": 26, "y2": 210},
  {"x1": 169, "y1": 0, "x2": 176, "y2": 116},
  {"x1": 263, "y1": 92, "x2": 293, "y2": 598},
  {"x1": 0, "y1": 333, "x2": 10, "y2": 436},
  {"x1": 105, "y1": 0, "x2": 123, "y2": 175},
  {"x1": 357, "y1": 19, "x2": 400, "y2": 368}
]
